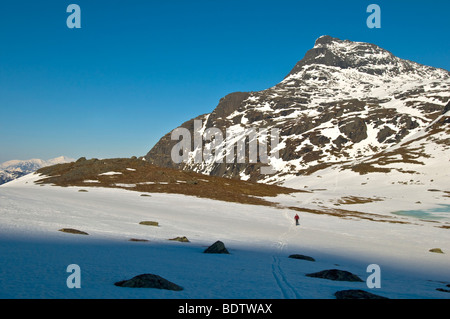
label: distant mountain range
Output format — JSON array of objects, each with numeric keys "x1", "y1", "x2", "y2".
[
  {"x1": 145, "y1": 35, "x2": 450, "y2": 184},
  {"x1": 0, "y1": 156, "x2": 74, "y2": 185}
]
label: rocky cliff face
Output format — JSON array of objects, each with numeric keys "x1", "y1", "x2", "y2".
[{"x1": 145, "y1": 36, "x2": 450, "y2": 184}]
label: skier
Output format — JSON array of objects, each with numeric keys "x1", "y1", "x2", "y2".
[{"x1": 294, "y1": 214, "x2": 299, "y2": 226}]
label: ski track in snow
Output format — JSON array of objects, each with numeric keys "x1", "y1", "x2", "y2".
[
  {"x1": 271, "y1": 256, "x2": 301, "y2": 299},
  {"x1": 271, "y1": 210, "x2": 302, "y2": 299}
]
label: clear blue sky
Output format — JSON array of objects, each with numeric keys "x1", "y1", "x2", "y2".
[{"x1": 0, "y1": 0, "x2": 449, "y2": 163}]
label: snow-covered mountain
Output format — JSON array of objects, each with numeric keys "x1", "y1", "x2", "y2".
[
  {"x1": 0, "y1": 156, "x2": 74, "y2": 185},
  {"x1": 145, "y1": 35, "x2": 450, "y2": 184}
]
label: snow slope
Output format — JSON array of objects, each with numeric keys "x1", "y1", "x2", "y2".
[{"x1": 0, "y1": 173, "x2": 449, "y2": 299}]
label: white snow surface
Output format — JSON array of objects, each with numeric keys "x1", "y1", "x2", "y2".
[
  {"x1": 98, "y1": 171, "x2": 123, "y2": 176},
  {"x1": 0, "y1": 173, "x2": 449, "y2": 299}
]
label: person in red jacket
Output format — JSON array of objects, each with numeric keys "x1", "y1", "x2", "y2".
[{"x1": 294, "y1": 214, "x2": 299, "y2": 226}]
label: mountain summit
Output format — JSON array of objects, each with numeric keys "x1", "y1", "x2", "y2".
[
  {"x1": 286, "y1": 35, "x2": 430, "y2": 76},
  {"x1": 145, "y1": 36, "x2": 450, "y2": 184}
]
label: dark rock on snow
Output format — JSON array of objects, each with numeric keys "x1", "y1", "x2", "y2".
[
  {"x1": 288, "y1": 254, "x2": 315, "y2": 262},
  {"x1": 306, "y1": 269, "x2": 363, "y2": 282},
  {"x1": 436, "y1": 288, "x2": 450, "y2": 293},
  {"x1": 436, "y1": 283, "x2": 450, "y2": 293},
  {"x1": 114, "y1": 274, "x2": 183, "y2": 291},
  {"x1": 203, "y1": 240, "x2": 229, "y2": 254}
]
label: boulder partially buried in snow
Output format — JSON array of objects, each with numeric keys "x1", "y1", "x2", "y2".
[
  {"x1": 114, "y1": 274, "x2": 183, "y2": 291},
  {"x1": 306, "y1": 269, "x2": 363, "y2": 282},
  {"x1": 288, "y1": 254, "x2": 315, "y2": 262},
  {"x1": 203, "y1": 240, "x2": 229, "y2": 254}
]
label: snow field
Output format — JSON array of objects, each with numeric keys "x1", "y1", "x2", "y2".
[{"x1": 0, "y1": 173, "x2": 449, "y2": 299}]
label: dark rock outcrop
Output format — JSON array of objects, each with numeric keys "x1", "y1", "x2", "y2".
[
  {"x1": 443, "y1": 101, "x2": 450, "y2": 114},
  {"x1": 436, "y1": 288, "x2": 450, "y2": 293},
  {"x1": 377, "y1": 126, "x2": 396, "y2": 143},
  {"x1": 114, "y1": 274, "x2": 183, "y2": 291},
  {"x1": 145, "y1": 113, "x2": 209, "y2": 170},
  {"x1": 306, "y1": 269, "x2": 363, "y2": 282},
  {"x1": 436, "y1": 284, "x2": 450, "y2": 293},
  {"x1": 339, "y1": 117, "x2": 368, "y2": 143},
  {"x1": 205, "y1": 92, "x2": 251, "y2": 127},
  {"x1": 288, "y1": 254, "x2": 315, "y2": 262},
  {"x1": 203, "y1": 240, "x2": 229, "y2": 254}
]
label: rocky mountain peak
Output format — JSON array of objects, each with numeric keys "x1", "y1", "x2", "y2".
[
  {"x1": 314, "y1": 35, "x2": 340, "y2": 47},
  {"x1": 146, "y1": 36, "x2": 450, "y2": 184},
  {"x1": 286, "y1": 35, "x2": 412, "y2": 77}
]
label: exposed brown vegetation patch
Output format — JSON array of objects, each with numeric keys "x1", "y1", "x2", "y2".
[
  {"x1": 348, "y1": 163, "x2": 391, "y2": 175},
  {"x1": 35, "y1": 158, "x2": 425, "y2": 224},
  {"x1": 334, "y1": 196, "x2": 384, "y2": 205},
  {"x1": 139, "y1": 221, "x2": 159, "y2": 227},
  {"x1": 169, "y1": 236, "x2": 190, "y2": 242},
  {"x1": 344, "y1": 143, "x2": 432, "y2": 175},
  {"x1": 429, "y1": 248, "x2": 444, "y2": 254},
  {"x1": 58, "y1": 228, "x2": 89, "y2": 235},
  {"x1": 35, "y1": 157, "x2": 302, "y2": 207}
]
